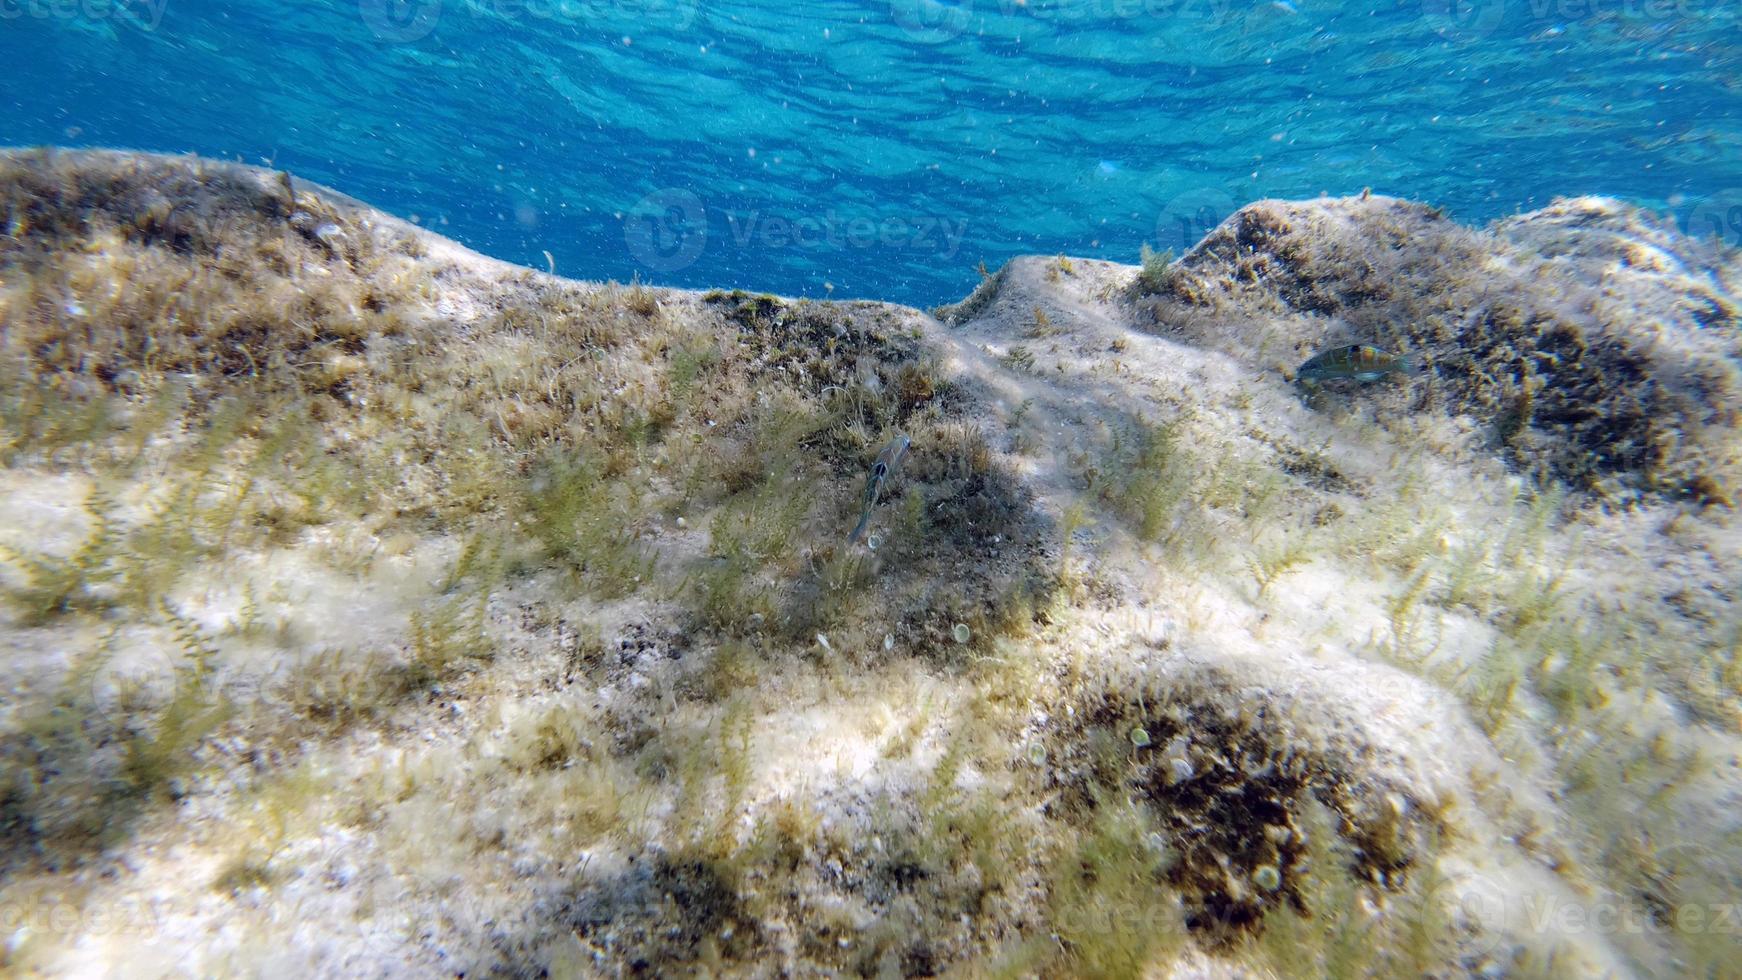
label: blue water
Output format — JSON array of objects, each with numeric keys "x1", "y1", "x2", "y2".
[{"x1": 4, "y1": 0, "x2": 1739, "y2": 305}]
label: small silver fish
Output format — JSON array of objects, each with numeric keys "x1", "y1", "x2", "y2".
[
  {"x1": 1295, "y1": 344, "x2": 1417, "y2": 383},
  {"x1": 849, "y1": 433, "x2": 910, "y2": 545}
]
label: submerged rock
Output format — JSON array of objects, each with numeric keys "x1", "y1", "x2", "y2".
[
  {"x1": 0, "y1": 149, "x2": 1738, "y2": 978},
  {"x1": 1133, "y1": 193, "x2": 1741, "y2": 504}
]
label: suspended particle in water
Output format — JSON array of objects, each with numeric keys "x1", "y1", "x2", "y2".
[
  {"x1": 883, "y1": 633, "x2": 894, "y2": 651},
  {"x1": 1253, "y1": 864, "x2": 1282, "y2": 892},
  {"x1": 952, "y1": 623, "x2": 970, "y2": 644},
  {"x1": 1130, "y1": 727, "x2": 1152, "y2": 748},
  {"x1": 1026, "y1": 741, "x2": 1047, "y2": 766}
]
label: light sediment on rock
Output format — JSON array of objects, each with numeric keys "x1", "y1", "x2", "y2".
[{"x1": 0, "y1": 149, "x2": 1738, "y2": 977}]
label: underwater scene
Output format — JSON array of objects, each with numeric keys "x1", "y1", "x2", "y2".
[{"x1": 2, "y1": 1, "x2": 1740, "y2": 978}]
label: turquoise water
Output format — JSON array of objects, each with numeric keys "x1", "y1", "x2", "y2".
[{"x1": 4, "y1": 0, "x2": 1739, "y2": 304}]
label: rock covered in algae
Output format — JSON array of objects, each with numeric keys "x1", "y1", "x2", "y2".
[{"x1": 0, "y1": 149, "x2": 1738, "y2": 978}]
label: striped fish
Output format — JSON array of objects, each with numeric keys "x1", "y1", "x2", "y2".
[
  {"x1": 849, "y1": 433, "x2": 910, "y2": 545},
  {"x1": 1295, "y1": 344, "x2": 1417, "y2": 383}
]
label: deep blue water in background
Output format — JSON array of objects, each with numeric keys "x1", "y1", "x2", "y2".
[{"x1": 3, "y1": 0, "x2": 1739, "y2": 305}]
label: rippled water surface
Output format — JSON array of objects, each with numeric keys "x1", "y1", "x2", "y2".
[{"x1": 4, "y1": 0, "x2": 1739, "y2": 302}]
